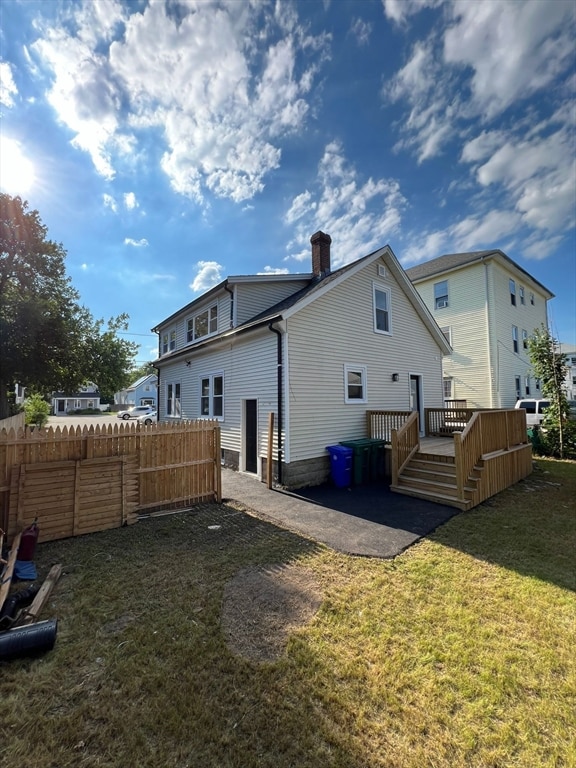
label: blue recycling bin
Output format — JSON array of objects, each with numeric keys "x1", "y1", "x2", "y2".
[{"x1": 326, "y1": 445, "x2": 353, "y2": 488}]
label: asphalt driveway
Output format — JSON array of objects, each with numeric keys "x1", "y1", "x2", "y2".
[{"x1": 222, "y1": 469, "x2": 461, "y2": 559}]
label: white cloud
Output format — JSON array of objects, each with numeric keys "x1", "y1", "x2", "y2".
[
  {"x1": 382, "y1": 0, "x2": 443, "y2": 25},
  {"x1": 285, "y1": 191, "x2": 315, "y2": 225},
  {"x1": 285, "y1": 141, "x2": 406, "y2": 267},
  {"x1": 0, "y1": 61, "x2": 18, "y2": 107},
  {"x1": 385, "y1": 40, "x2": 458, "y2": 162},
  {"x1": 462, "y1": 126, "x2": 575, "y2": 234},
  {"x1": 258, "y1": 266, "x2": 291, "y2": 275},
  {"x1": 103, "y1": 193, "x2": 118, "y2": 212},
  {"x1": 124, "y1": 192, "x2": 138, "y2": 210},
  {"x1": 31, "y1": 1, "x2": 330, "y2": 204},
  {"x1": 444, "y1": 0, "x2": 575, "y2": 119},
  {"x1": 124, "y1": 237, "x2": 148, "y2": 247},
  {"x1": 190, "y1": 261, "x2": 223, "y2": 293},
  {"x1": 349, "y1": 18, "x2": 372, "y2": 46}
]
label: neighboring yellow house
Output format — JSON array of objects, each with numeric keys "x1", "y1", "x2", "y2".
[{"x1": 406, "y1": 250, "x2": 554, "y2": 409}]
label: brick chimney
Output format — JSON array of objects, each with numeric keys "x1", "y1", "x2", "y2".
[{"x1": 310, "y1": 231, "x2": 331, "y2": 277}]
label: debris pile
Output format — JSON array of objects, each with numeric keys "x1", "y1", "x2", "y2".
[{"x1": 0, "y1": 523, "x2": 61, "y2": 661}]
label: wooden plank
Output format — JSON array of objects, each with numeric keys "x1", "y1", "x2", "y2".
[
  {"x1": 0, "y1": 531, "x2": 22, "y2": 612},
  {"x1": 19, "y1": 564, "x2": 62, "y2": 625}
]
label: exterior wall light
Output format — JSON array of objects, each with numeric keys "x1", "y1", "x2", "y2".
[{"x1": 392, "y1": 373, "x2": 399, "y2": 382}]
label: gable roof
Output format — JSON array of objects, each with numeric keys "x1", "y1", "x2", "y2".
[
  {"x1": 153, "y1": 244, "x2": 452, "y2": 365},
  {"x1": 405, "y1": 249, "x2": 554, "y2": 298},
  {"x1": 127, "y1": 373, "x2": 157, "y2": 391}
]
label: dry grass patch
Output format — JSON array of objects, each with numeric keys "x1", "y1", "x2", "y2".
[{"x1": 0, "y1": 460, "x2": 574, "y2": 768}]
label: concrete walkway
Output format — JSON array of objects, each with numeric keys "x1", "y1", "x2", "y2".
[{"x1": 221, "y1": 469, "x2": 460, "y2": 559}]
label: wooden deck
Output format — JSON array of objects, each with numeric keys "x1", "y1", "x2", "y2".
[
  {"x1": 419, "y1": 436, "x2": 456, "y2": 457},
  {"x1": 368, "y1": 409, "x2": 532, "y2": 510}
]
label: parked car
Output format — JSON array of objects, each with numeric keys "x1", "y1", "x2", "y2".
[
  {"x1": 515, "y1": 399, "x2": 550, "y2": 427},
  {"x1": 137, "y1": 410, "x2": 157, "y2": 425},
  {"x1": 117, "y1": 405, "x2": 155, "y2": 420}
]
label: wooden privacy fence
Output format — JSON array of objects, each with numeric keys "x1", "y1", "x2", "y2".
[{"x1": 0, "y1": 420, "x2": 221, "y2": 544}]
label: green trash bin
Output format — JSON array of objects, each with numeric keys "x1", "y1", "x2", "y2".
[{"x1": 340, "y1": 439, "x2": 388, "y2": 484}]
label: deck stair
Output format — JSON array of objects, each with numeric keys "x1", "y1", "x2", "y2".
[{"x1": 390, "y1": 451, "x2": 481, "y2": 511}]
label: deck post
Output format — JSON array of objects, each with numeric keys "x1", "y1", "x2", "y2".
[{"x1": 454, "y1": 432, "x2": 464, "y2": 502}]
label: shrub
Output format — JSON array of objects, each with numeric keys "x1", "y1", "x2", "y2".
[{"x1": 23, "y1": 393, "x2": 50, "y2": 428}]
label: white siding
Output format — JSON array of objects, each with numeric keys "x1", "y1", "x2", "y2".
[
  {"x1": 487, "y1": 261, "x2": 549, "y2": 407},
  {"x1": 412, "y1": 258, "x2": 550, "y2": 408},
  {"x1": 285, "y1": 259, "x2": 444, "y2": 462},
  {"x1": 415, "y1": 263, "x2": 492, "y2": 408},
  {"x1": 158, "y1": 330, "x2": 278, "y2": 470},
  {"x1": 235, "y1": 279, "x2": 309, "y2": 324}
]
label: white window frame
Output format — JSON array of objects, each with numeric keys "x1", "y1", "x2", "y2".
[
  {"x1": 519, "y1": 286, "x2": 525, "y2": 305},
  {"x1": 200, "y1": 372, "x2": 224, "y2": 420},
  {"x1": 515, "y1": 376, "x2": 521, "y2": 400},
  {"x1": 512, "y1": 325, "x2": 519, "y2": 353},
  {"x1": 440, "y1": 326, "x2": 452, "y2": 346},
  {"x1": 162, "y1": 327, "x2": 177, "y2": 355},
  {"x1": 344, "y1": 364, "x2": 367, "y2": 404},
  {"x1": 525, "y1": 376, "x2": 530, "y2": 396},
  {"x1": 522, "y1": 329, "x2": 528, "y2": 350},
  {"x1": 434, "y1": 280, "x2": 449, "y2": 309},
  {"x1": 443, "y1": 377, "x2": 453, "y2": 400},
  {"x1": 186, "y1": 303, "x2": 218, "y2": 344},
  {"x1": 166, "y1": 381, "x2": 182, "y2": 418},
  {"x1": 510, "y1": 279, "x2": 516, "y2": 306},
  {"x1": 373, "y1": 283, "x2": 391, "y2": 335}
]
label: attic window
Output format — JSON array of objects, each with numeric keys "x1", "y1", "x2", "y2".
[
  {"x1": 187, "y1": 303, "x2": 218, "y2": 343},
  {"x1": 434, "y1": 280, "x2": 449, "y2": 309},
  {"x1": 373, "y1": 283, "x2": 391, "y2": 334}
]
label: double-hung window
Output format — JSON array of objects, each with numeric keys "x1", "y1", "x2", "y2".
[
  {"x1": 434, "y1": 280, "x2": 449, "y2": 309},
  {"x1": 187, "y1": 304, "x2": 218, "y2": 343},
  {"x1": 522, "y1": 329, "x2": 528, "y2": 350},
  {"x1": 519, "y1": 286, "x2": 525, "y2": 305},
  {"x1": 166, "y1": 382, "x2": 181, "y2": 417},
  {"x1": 512, "y1": 326, "x2": 519, "y2": 353},
  {"x1": 162, "y1": 329, "x2": 176, "y2": 355},
  {"x1": 509, "y1": 279, "x2": 516, "y2": 305},
  {"x1": 373, "y1": 284, "x2": 391, "y2": 334},
  {"x1": 440, "y1": 326, "x2": 452, "y2": 346},
  {"x1": 200, "y1": 374, "x2": 224, "y2": 419},
  {"x1": 344, "y1": 364, "x2": 367, "y2": 404}
]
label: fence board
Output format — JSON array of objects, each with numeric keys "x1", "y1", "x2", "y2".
[{"x1": 1, "y1": 421, "x2": 219, "y2": 543}]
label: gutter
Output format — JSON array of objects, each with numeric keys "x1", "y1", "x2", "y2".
[{"x1": 268, "y1": 322, "x2": 283, "y2": 485}]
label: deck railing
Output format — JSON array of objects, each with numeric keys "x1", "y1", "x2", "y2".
[
  {"x1": 391, "y1": 411, "x2": 420, "y2": 487},
  {"x1": 367, "y1": 410, "x2": 413, "y2": 441},
  {"x1": 454, "y1": 409, "x2": 530, "y2": 505},
  {"x1": 425, "y1": 407, "x2": 476, "y2": 436}
]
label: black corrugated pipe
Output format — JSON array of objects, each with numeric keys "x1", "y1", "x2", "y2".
[
  {"x1": 268, "y1": 322, "x2": 283, "y2": 485},
  {"x1": 0, "y1": 619, "x2": 58, "y2": 660}
]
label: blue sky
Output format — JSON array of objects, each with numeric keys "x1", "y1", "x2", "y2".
[{"x1": 1, "y1": 0, "x2": 575, "y2": 365}]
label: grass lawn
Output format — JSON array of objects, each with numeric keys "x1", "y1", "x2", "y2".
[{"x1": 1, "y1": 458, "x2": 575, "y2": 768}]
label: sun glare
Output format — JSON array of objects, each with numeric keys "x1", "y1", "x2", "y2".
[{"x1": 0, "y1": 136, "x2": 35, "y2": 196}]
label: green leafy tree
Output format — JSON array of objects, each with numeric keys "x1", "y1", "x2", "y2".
[
  {"x1": 23, "y1": 393, "x2": 50, "y2": 428},
  {"x1": 128, "y1": 362, "x2": 157, "y2": 383},
  {"x1": 0, "y1": 194, "x2": 138, "y2": 418},
  {"x1": 527, "y1": 325, "x2": 574, "y2": 459}
]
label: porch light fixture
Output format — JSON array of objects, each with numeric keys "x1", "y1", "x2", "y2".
[
  {"x1": 185, "y1": 360, "x2": 191, "y2": 367},
  {"x1": 392, "y1": 373, "x2": 399, "y2": 382}
]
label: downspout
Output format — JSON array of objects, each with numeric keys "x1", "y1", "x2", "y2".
[
  {"x1": 224, "y1": 282, "x2": 234, "y2": 328},
  {"x1": 268, "y1": 322, "x2": 283, "y2": 485}
]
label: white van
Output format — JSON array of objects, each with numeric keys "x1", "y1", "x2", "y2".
[{"x1": 515, "y1": 399, "x2": 550, "y2": 427}]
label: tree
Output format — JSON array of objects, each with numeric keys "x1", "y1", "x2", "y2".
[
  {"x1": 128, "y1": 361, "x2": 158, "y2": 383},
  {"x1": 0, "y1": 194, "x2": 138, "y2": 418},
  {"x1": 527, "y1": 325, "x2": 573, "y2": 459},
  {"x1": 23, "y1": 393, "x2": 50, "y2": 428}
]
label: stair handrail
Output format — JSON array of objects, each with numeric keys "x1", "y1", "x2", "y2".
[
  {"x1": 453, "y1": 411, "x2": 483, "y2": 503},
  {"x1": 391, "y1": 411, "x2": 420, "y2": 486}
]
